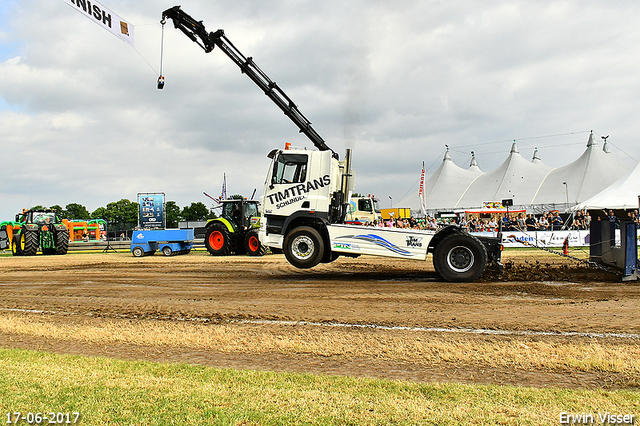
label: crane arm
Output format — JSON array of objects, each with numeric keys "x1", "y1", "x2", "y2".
[{"x1": 161, "y1": 6, "x2": 336, "y2": 156}]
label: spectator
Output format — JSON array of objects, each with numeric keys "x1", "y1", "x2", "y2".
[
  {"x1": 538, "y1": 214, "x2": 549, "y2": 230},
  {"x1": 608, "y1": 210, "x2": 618, "y2": 228},
  {"x1": 487, "y1": 216, "x2": 498, "y2": 232},
  {"x1": 551, "y1": 212, "x2": 563, "y2": 230},
  {"x1": 516, "y1": 213, "x2": 526, "y2": 231},
  {"x1": 525, "y1": 214, "x2": 537, "y2": 231}
]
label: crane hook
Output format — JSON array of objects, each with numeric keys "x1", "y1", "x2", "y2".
[{"x1": 157, "y1": 18, "x2": 166, "y2": 89}]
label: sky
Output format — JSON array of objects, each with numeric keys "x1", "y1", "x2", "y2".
[{"x1": 1, "y1": 0, "x2": 640, "y2": 220}]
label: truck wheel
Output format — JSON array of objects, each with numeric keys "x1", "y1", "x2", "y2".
[
  {"x1": 162, "y1": 246, "x2": 173, "y2": 256},
  {"x1": 245, "y1": 230, "x2": 267, "y2": 256},
  {"x1": 55, "y1": 229, "x2": 69, "y2": 255},
  {"x1": 284, "y1": 226, "x2": 324, "y2": 269},
  {"x1": 22, "y1": 229, "x2": 39, "y2": 256},
  {"x1": 132, "y1": 246, "x2": 145, "y2": 257},
  {"x1": 204, "y1": 223, "x2": 231, "y2": 256},
  {"x1": 433, "y1": 233, "x2": 487, "y2": 282}
]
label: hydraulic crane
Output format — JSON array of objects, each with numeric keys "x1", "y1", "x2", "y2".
[{"x1": 160, "y1": 6, "x2": 336, "y2": 157}]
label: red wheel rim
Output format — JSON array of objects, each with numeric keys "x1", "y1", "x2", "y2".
[
  {"x1": 209, "y1": 231, "x2": 224, "y2": 250},
  {"x1": 248, "y1": 235, "x2": 259, "y2": 252}
]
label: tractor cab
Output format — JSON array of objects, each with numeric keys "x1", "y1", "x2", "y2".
[{"x1": 220, "y1": 200, "x2": 260, "y2": 231}]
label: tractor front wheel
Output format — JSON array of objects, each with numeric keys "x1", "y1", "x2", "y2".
[
  {"x1": 11, "y1": 234, "x2": 24, "y2": 256},
  {"x1": 204, "y1": 223, "x2": 231, "y2": 256}
]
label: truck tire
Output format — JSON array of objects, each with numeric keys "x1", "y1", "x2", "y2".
[
  {"x1": 433, "y1": 233, "x2": 487, "y2": 282},
  {"x1": 204, "y1": 223, "x2": 231, "y2": 256},
  {"x1": 162, "y1": 246, "x2": 173, "y2": 256},
  {"x1": 22, "y1": 229, "x2": 39, "y2": 256},
  {"x1": 284, "y1": 226, "x2": 324, "y2": 269},
  {"x1": 55, "y1": 229, "x2": 69, "y2": 255},
  {"x1": 245, "y1": 230, "x2": 267, "y2": 256}
]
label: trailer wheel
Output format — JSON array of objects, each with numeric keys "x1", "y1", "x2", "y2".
[
  {"x1": 162, "y1": 246, "x2": 173, "y2": 256},
  {"x1": 284, "y1": 226, "x2": 324, "y2": 269},
  {"x1": 433, "y1": 233, "x2": 487, "y2": 282},
  {"x1": 132, "y1": 246, "x2": 145, "y2": 257},
  {"x1": 22, "y1": 229, "x2": 39, "y2": 256},
  {"x1": 204, "y1": 223, "x2": 231, "y2": 256},
  {"x1": 245, "y1": 230, "x2": 267, "y2": 256}
]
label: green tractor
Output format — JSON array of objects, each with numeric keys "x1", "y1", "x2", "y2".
[
  {"x1": 204, "y1": 199, "x2": 267, "y2": 256},
  {"x1": 0, "y1": 209, "x2": 69, "y2": 256}
]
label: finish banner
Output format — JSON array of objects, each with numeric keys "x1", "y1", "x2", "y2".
[{"x1": 60, "y1": 0, "x2": 134, "y2": 46}]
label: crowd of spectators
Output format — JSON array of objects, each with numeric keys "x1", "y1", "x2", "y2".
[{"x1": 351, "y1": 208, "x2": 640, "y2": 232}]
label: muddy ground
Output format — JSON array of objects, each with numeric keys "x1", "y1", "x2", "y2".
[{"x1": 0, "y1": 249, "x2": 638, "y2": 390}]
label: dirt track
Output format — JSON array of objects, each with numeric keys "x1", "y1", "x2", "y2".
[{"x1": 0, "y1": 249, "x2": 638, "y2": 389}]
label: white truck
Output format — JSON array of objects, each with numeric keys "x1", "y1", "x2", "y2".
[
  {"x1": 345, "y1": 195, "x2": 382, "y2": 224},
  {"x1": 161, "y1": 6, "x2": 503, "y2": 281}
]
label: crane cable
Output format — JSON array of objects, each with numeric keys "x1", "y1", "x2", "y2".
[{"x1": 157, "y1": 19, "x2": 166, "y2": 89}]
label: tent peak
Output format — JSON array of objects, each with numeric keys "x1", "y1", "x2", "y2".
[
  {"x1": 532, "y1": 147, "x2": 542, "y2": 163},
  {"x1": 510, "y1": 140, "x2": 519, "y2": 154},
  {"x1": 469, "y1": 151, "x2": 479, "y2": 168},
  {"x1": 443, "y1": 145, "x2": 452, "y2": 161},
  {"x1": 587, "y1": 130, "x2": 599, "y2": 147}
]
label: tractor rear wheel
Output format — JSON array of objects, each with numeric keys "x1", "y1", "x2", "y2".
[
  {"x1": 55, "y1": 229, "x2": 69, "y2": 255},
  {"x1": 245, "y1": 230, "x2": 267, "y2": 256},
  {"x1": 204, "y1": 223, "x2": 231, "y2": 256},
  {"x1": 22, "y1": 229, "x2": 39, "y2": 256}
]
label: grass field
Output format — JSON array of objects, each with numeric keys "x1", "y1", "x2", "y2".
[{"x1": 0, "y1": 348, "x2": 638, "y2": 426}]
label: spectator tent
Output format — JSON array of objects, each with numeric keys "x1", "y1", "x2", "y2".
[
  {"x1": 572, "y1": 159, "x2": 640, "y2": 210},
  {"x1": 422, "y1": 132, "x2": 630, "y2": 213}
]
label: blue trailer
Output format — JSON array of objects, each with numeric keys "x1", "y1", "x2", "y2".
[{"x1": 130, "y1": 229, "x2": 194, "y2": 257}]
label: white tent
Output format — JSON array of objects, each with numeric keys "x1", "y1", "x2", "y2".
[
  {"x1": 423, "y1": 148, "x2": 482, "y2": 210},
  {"x1": 530, "y1": 132, "x2": 627, "y2": 206},
  {"x1": 421, "y1": 132, "x2": 629, "y2": 213},
  {"x1": 455, "y1": 141, "x2": 553, "y2": 209},
  {"x1": 573, "y1": 160, "x2": 640, "y2": 210}
]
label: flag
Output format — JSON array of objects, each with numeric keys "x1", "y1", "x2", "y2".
[
  {"x1": 419, "y1": 162, "x2": 427, "y2": 216},
  {"x1": 60, "y1": 0, "x2": 134, "y2": 46},
  {"x1": 221, "y1": 174, "x2": 227, "y2": 201}
]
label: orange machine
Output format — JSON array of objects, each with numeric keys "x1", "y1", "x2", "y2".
[{"x1": 62, "y1": 219, "x2": 107, "y2": 242}]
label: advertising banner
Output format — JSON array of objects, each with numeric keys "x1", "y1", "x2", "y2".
[
  {"x1": 472, "y1": 230, "x2": 627, "y2": 248},
  {"x1": 138, "y1": 193, "x2": 165, "y2": 229}
]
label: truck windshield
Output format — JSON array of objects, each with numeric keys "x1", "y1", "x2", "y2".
[{"x1": 272, "y1": 154, "x2": 308, "y2": 184}]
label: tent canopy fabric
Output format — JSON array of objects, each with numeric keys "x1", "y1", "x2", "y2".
[
  {"x1": 573, "y1": 160, "x2": 640, "y2": 210},
  {"x1": 423, "y1": 132, "x2": 630, "y2": 212}
]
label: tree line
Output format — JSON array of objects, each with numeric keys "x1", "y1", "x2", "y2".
[{"x1": 26, "y1": 198, "x2": 234, "y2": 230}]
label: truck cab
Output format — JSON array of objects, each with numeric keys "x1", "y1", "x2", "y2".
[{"x1": 259, "y1": 145, "x2": 348, "y2": 250}]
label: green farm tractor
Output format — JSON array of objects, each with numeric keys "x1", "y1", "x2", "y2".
[
  {"x1": 204, "y1": 199, "x2": 267, "y2": 256},
  {"x1": 0, "y1": 209, "x2": 69, "y2": 256}
]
